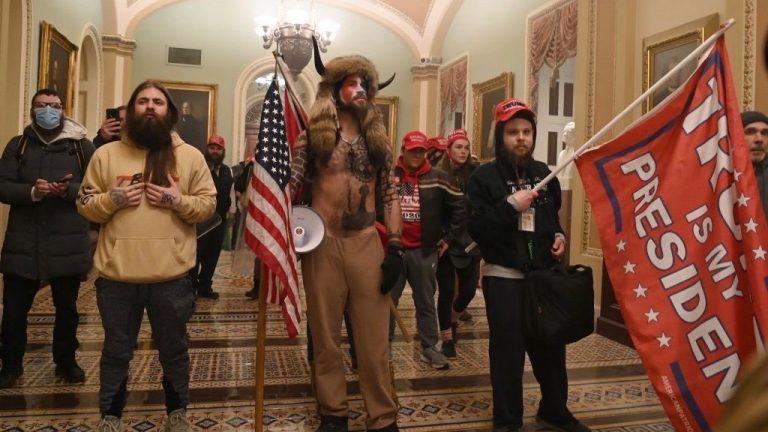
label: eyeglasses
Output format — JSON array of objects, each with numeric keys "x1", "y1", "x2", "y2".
[{"x1": 32, "y1": 102, "x2": 63, "y2": 110}]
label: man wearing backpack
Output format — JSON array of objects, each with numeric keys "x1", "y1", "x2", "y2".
[{"x1": 0, "y1": 88, "x2": 95, "y2": 388}]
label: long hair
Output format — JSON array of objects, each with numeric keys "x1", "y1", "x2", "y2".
[{"x1": 126, "y1": 80, "x2": 179, "y2": 186}]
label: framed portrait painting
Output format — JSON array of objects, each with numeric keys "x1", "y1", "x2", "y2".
[
  {"x1": 375, "y1": 96, "x2": 399, "y2": 154},
  {"x1": 157, "y1": 80, "x2": 217, "y2": 154},
  {"x1": 642, "y1": 14, "x2": 719, "y2": 112},
  {"x1": 37, "y1": 21, "x2": 78, "y2": 116},
  {"x1": 472, "y1": 72, "x2": 513, "y2": 161},
  {"x1": 438, "y1": 55, "x2": 469, "y2": 137}
]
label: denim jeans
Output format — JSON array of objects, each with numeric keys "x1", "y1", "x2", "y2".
[{"x1": 95, "y1": 276, "x2": 194, "y2": 417}]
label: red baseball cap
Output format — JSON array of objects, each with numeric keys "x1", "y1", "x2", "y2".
[
  {"x1": 446, "y1": 129, "x2": 469, "y2": 148},
  {"x1": 208, "y1": 135, "x2": 225, "y2": 148},
  {"x1": 402, "y1": 130, "x2": 429, "y2": 150},
  {"x1": 427, "y1": 136, "x2": 448, "y2": 151},
  {"x1": 494, "y1": 98, "x2": 535, "y2": 124}
]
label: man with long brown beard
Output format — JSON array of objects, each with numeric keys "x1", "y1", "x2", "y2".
[
  {"x1": 291, "y1": 51, "x2": 402, "y2": 432},
  {"x1": 77, "y1": 80, "x2": 216, "y2": 432}
]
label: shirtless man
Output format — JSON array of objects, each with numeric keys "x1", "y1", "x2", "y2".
[{"x1": 291, "y1": 52, "x2": 402, "y2": 432}]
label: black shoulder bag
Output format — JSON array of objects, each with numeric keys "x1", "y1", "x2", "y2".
[{"x1": 523, "y1": 263, "x2": 595, "y2": 345}]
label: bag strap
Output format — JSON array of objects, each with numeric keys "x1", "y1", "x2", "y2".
[
  {"x1": 15, "y1": 135, "x2": 28, "y2": 179},
  {"x1": 73, "y1": 140, "x2": 85, "y2": 175}
]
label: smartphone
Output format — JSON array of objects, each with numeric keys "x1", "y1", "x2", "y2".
[
  {"x1": 129, "y1": 173, "x2": 143, "y2": 185},
  {"x1": 106, "y1": 108, "x2": 120, "y2": 121},
  {"x1": 58, "y1": 175, "x2": 72, "y2": 183}
]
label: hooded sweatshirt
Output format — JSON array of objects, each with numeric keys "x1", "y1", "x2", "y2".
[
  {"x1": 77, "y1": 132, "x2": 216, "y2": 283},
  {"x1": 396, "y1": 157, "x2": 432, "y2": 249}
]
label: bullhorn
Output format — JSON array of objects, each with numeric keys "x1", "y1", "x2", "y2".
[{"x1": 290, "y1": 205, "x2": 325, "y2": 254}]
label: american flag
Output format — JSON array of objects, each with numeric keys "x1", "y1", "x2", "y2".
[{"x1": 244, "y1": 78, "x2": 301, "y2": 337}]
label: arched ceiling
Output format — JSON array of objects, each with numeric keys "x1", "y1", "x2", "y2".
[{"x1": 104, "y1": 0, "x2": 462, "y2": 59}]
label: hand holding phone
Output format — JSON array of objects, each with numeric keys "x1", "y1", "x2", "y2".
[
  {"x1": 48, "y1": 174, "x2": 73, "y2": 197},
  {"x1": 100, "y1": 108, "x2": 122, "y2": 140}
]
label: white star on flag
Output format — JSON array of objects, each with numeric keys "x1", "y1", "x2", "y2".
[
  {"x1": 645, "y1": 308, "x2": 659, "y2": 322},
  {"x1": 616, "y1": 240, "x2": 626, "y2": 252},
  {"x1": 633, "y1": 284, "x2": 647, "y2": 298},
  {"x1": 753, "y1": 246, "x2": 767, "y2": 260},
  {"x1": 623, "y1": 261, "x2": 636, "y2": 274},
  {"x1": 657, "y1": 333, "x2": 671, "y2": 347},
  {"x1": 734, "y1": 170, "x2": 743, "y2": 181},
  {"x1": 744, "y1": 218, "x2": 758, "y2": 232},
  {"x1": 736, "y1": 193, "x2": 751, "y2": 207}
]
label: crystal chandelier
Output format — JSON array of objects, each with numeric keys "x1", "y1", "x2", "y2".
[{"x1": 255, "y1": 0, "x2": 339, "y2": 78}]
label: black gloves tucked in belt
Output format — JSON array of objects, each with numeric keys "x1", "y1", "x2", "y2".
[{"x1": 380, "y1": 245, "x2": 405, "y2": 294}]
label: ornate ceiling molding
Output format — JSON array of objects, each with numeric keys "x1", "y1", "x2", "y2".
[{"x1": 101, "y1": 34, "x2": 137, "y2": 55}]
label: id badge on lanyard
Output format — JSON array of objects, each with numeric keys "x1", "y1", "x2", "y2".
[{"x1": 518, "y1": 207, "x2": 535, "y2": 232}]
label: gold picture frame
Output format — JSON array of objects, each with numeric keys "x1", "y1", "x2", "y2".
[
  {"x1": 642, "y1": 13, "x2": 719, "y2": 112},
  {"x1": 37, "y1": 21, "x2": 78, "y2": 116},
  {"x1": 375, "y1": 96, "x2": 399, "y2": 154},
  {"x1": 472, "y1": 72, "x2": 513, "y2": 161},
  {"x1": 157, "y1": 80, "x2": 218, "y2": 153}
]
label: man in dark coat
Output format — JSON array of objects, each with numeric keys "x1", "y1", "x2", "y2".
[
  {"x1": 0, "y1": 88, "x2": 95, "y2": 388},
  {"x1": 190, "y1": 135, "x2": 234, "y2": 299},
  {"x1": 743, "y1": 111, "x2": 768, "y2": 214}
]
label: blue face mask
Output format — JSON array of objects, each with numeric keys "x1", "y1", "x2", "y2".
[{"x1": 34, "y1": 106, "x2": 62, "y2": 130}]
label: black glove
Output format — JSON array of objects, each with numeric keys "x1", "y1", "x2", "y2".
[{"x1": 380, "y1": 245, "x2": 405, "y2": 294}]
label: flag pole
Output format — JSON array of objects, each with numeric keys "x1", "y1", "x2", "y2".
[
  {"x1": 273, "y1": 51, "x2": 309, "y2": 121},
  {"x1": 532, "y1": 18, "x2": 735, "y2": 192},
  {"x1": 253, "y1": 263, "x2": 269, "y2": 431}
]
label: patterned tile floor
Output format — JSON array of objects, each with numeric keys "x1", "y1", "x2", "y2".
[{"x1": 0, "y1": 252, "x2": 671, "y2": 431}]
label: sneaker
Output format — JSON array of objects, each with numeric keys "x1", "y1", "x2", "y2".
[
  {"x1": 245, "y1": 288, "x2": 259, "y2": 300},
  {"x1": 0, "y1": 369, "x2": 21, "y2": 389},
  {"x1": 535, "y1": 416, "x2": 592, "y2": 432},
  {"x1": 315, "y1": 415, "x2": 348, "y2": 432},
  {"x1": 164, "y1": 408, "x2": 190, "y2": 431},
  {"x1": 98, "y1": 416, "x2": 124, "y2": 432},
  {"x1": 197, "y1": 289, "x2": 220, "y2": 300},
  {"x1": 458, "y1": 310, "x2": 473, "y2": 321},
  {"x1": 442, "y1": 340, "x2": 456, "y2": 358},
  {"x1": 420, "y1": 346, "x2": 449, "y2": 370},
  {"x1": 55, "y1": 362, "x2": 86, "y2": 383}
]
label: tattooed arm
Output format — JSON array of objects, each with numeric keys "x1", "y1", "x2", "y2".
[
  {"x1": 378, "y1": 154, "x2": 402, "y2": 247},
  {"x1": 77, "y1": 151, "x2": 135, "y2": 223},
  {"x1": 290, "y1": 132, "x2": 309, "y2": 204}
]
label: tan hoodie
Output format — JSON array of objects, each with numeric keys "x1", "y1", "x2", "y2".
[{"x1": 77, "y1": 132, "x2": 216, "y2": 283}]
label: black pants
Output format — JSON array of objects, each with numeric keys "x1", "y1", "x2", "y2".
[
  {"x1": 190, "y1": 217, "x2": 227, "y2": 292},
  {"x1": 436, "y1": 254, "x2": 480, "y2": 331},
  {"x1": 96, "y1": 276, "x2": 194, "y2": 417},
  {"x1": 0, "y1": 274, "x2": 81, "y2": 373},
  {"x1": 483, "y1": 276, "x2": 574, "y2": 429}
]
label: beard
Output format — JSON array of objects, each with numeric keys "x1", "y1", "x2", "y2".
[
  {"x1": 337, "y1": 97, "x2": 369, "y2": 121},
  {"x1": 125, "y1": 111, "x2": 173, "y2": 151},
  {"x1": 497, "y1": 145, "x2": 531, "y2": 178},
  {"x1": 206, "y1": 152, "x2": 223, "y2": 165}
]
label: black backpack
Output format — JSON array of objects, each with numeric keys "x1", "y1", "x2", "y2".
[{"x1": 523, "y1": 264, "x2": 595, "y2": 345}]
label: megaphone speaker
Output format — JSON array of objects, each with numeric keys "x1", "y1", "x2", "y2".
[{"x1": 290, "y1": 205, "x2": 325, "y2": 254}]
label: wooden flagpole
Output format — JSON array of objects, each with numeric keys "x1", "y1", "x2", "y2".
[{"x1": 253, "y1": 263, "x2": 269, "y2": 431}]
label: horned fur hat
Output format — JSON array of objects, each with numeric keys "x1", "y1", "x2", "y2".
[{"x1": 308, "y1": 38, "x2": 395, "y2": 169}]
